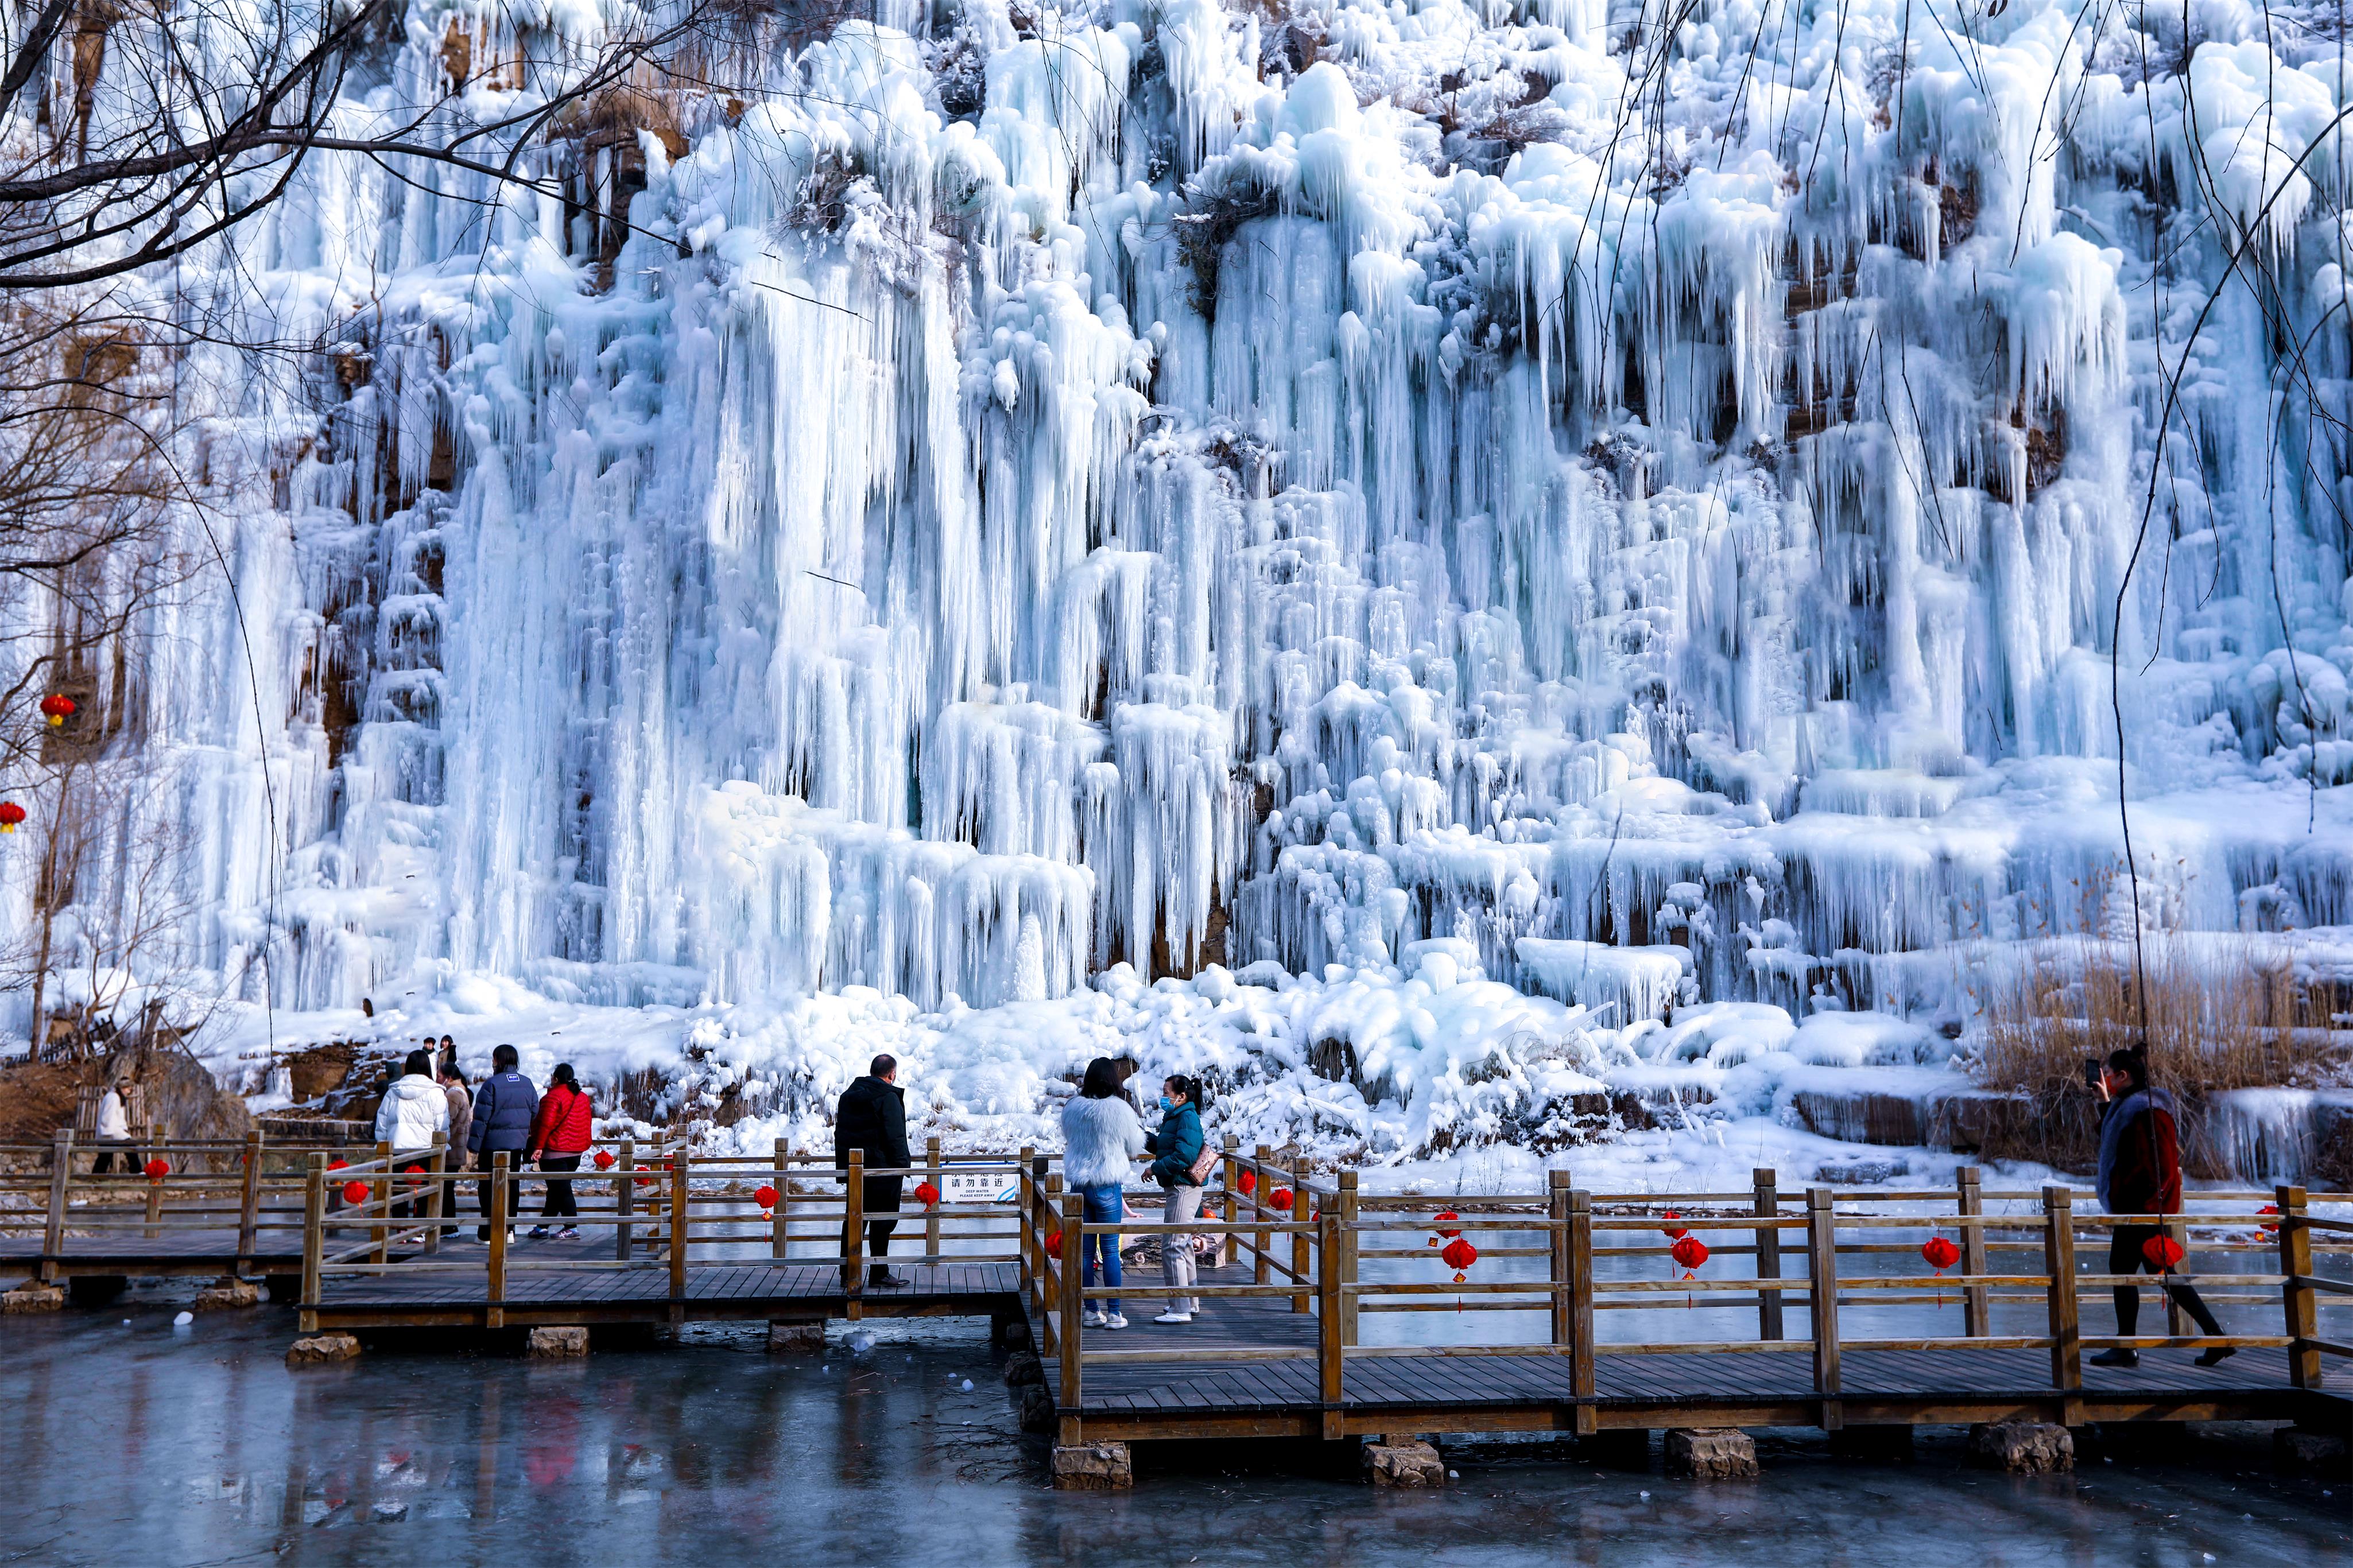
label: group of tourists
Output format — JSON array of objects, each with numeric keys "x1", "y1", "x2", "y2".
[
  {"x1": 825, "y1": 1051, "x2": 1212, "y2": 1325},
  {"x1": 370, "y1": 1042, "x2": 596, "y2": 1243}
]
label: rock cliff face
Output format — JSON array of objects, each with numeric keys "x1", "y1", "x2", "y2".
[{"x1": 7, "y1": 3, "x2": 2353, "y2": 1156}]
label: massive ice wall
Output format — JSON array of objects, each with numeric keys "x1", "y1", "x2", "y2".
[{"x1": 8, "y1": 0, "x2": 2353, "y2": 1036}]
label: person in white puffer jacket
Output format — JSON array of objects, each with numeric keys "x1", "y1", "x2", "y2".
[
  {"x1": 1060, "y1": 1058, "x2": 1148, "y2": 1329},
  {"x1": 374, "y1": 1049, "x2": 451, "y2": 1241}
]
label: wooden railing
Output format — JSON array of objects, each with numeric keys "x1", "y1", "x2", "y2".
[
  {"x1": 0, "y1": 1131, "x2": 379, "y2": 1279},
  {"x1": 299, "y1": 1135, "x2": 1036, "y2": 1330},
  {"x1": 1021, "y1": 1151, "x2": 2351, "y2": 1437}
]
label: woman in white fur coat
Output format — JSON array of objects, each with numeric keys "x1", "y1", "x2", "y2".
[{"x1": 1060, "y1": 1058, "x2": 1147, "y2": 1328}]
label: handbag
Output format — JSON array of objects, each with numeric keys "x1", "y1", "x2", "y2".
[{"x1": 1185, "y1": 1139, "x2": 1218, "y2": 1186}]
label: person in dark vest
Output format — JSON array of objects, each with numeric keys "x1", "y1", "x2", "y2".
[
  {"x1": 834, "y1": 1054, "x2": 911, "y2": 1288},
  {"x1": 2091, "y1": 1045, "x2": 2232, "y2": 1368}
]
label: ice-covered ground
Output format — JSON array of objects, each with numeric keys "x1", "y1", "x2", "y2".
[{"x1": 9, "y1": 0, "x2": 2353, "y2": 1179}]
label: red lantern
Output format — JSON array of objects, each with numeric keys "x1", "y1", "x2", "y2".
[
  {"x1": 635, "y1": 1165, "x2": 655, "y2": 1187},
  {"x1": 142, "y1": 1158, "x2": 168, "y2": 1181},
  {"x1": 327, "y1": 1159, "x2": 349, "y2": 1171},
  {"x1": 40, "y1": 693, "x2": 75, "y2": 727},
  {"x1": 1238, "y1": 1169, "x2": 1257, "y2": 1196},
  {"x1": 402, "y1": 1165, "x2": 424, "y2": 1176},
  {"x1": 1269, "y1": 1187, "x2": 1293, "y2": 1209},
  {"x1": 753, "y1": 1183, "x2": 779, "y2": 1210},
  {"x1": 2141, "y1": 1233, "x2": 2184, "y2": 1270},
  {"x1": 1921, "y1": 1236, "x2": 1960, "y2": 1272},
  {"x1": 1661, "y1": 1209, "x2": 1687, "y2": 1239},
  {"x1": 1045, "y1": 1228, "x2": 1064, "y2": 1261},
  {"x1": 2257, "y1": 1204, "x2": 2280, "y2": 1233},
  {"x1": 914, "y1": 1181, "x2": 940, "y2": 1209},
  {"x1": 592, "y1": 1149, "x2": 617, "y2": 1170},
  {"x1": 0, "y1": 802, "x2": 24, "y2": 833},
  {"x1": 342, "y1": 1180, "x2": 371, "y2": 1205},
  {"x1": 1670, "y1": 1235, "x2": 1709, "y2": 1272},
  {"x1": 1440, "y1": 1237, "x2": 1478, "y2": 1282},
  {"x1": 1432, "y1": 1209, "x2": 1462, "y2": 1238}
]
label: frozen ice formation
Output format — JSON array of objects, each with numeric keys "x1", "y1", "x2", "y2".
[{"x1": 7, "y1": 0, "x2": 2353, "y2": 1135}]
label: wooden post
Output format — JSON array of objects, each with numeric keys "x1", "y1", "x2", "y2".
[
  {"x1": 771, "y1": 1138, "x2": 789, "y2": 1260},
  {"x1": 1250, "y1": 1143, "x2": 1273, "y2": 1286},
  {"x1": 2162, "y1": 1210, "x2": 2188, "y2": 1338},
  {"x1": 2041, "y1": 1184, "x2": 2080, "y2": 1419},
  {"x1": 1807, "y1": 1187, "x2": 1842, "y2": 1431},
  {"x1": 1337, "y1": 1170, "x2": 1360, "y2": 1346},
  {"x1": 923, "y1": 1135, "x2": 942, "y2": 1263},
  {"x1": 669, "y1": 1155, "x2": 689, "y2": 1319},
  {"x1": 1754, "y1": 1166, "x2": 1784, "y2": 1341},
  {"x1": 1016, "y1": 1146, "x2": 1036, "y2": 1298},
  {"x1": 844, "y1": 1148, "x2": 865, "y2": 1308},
  {"x1": 370, "y1": 1140, "x2": 391, "y2": 1265},
  {"x1": 423, "y1": 1132, "x2": 446, "y2": 1255},
  {"x1": 299, "y1": 1153, "x2": 325, "y2": 1332},
  {"x1": 1289, "y1": 1156, "x2": 1312, "y2": 1314},
  {"x1": 1059, "y1": 1189, "x2": 1084, "y2": 1435},
  {"x1": 2278, "y1": 1184, "x2": 2319, "y2": 1390},
  {"x1": 1568, "y1": 1189, "x2": 1595, "y2": 1434},
  {"x1": 1215, "y1": 1134, "x2": 1236, "y2": 1266},
  {"x1": 142, "y1": 1151, "x2": 165, "y2": 1240},
  {"x1": 1548, "y1": 1170, "x2": 1572, "y2": 1347},
  {"x1": 235, "y1": 1131, "x2": 264, "y2": 1270},
  {"x1": 614, "y1": 1137, "x2": 636, "y2": 1260},
  {"x1": 40, "y1": 1130, "x2": 69, "y2": 1281},
  {"x1": 1956, "y1": 1165, "x2": 1988, "y2": 1337},
  {"x1": 1317, "y1": 1205, "x2": 1344, "y2": 1439},
  {"x1": 486, "y1": 1152, "x2": 509, "y2": 1329},
  {"x1": 1041, "y1": 1168, "x2": 1062, "y2": 1354}
]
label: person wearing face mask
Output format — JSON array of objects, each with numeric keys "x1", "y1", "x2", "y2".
[{"x1": 1142, "y1": 1074, "x2": 1208, "y2": 1324}]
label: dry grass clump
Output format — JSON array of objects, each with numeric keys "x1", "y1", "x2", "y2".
[{"x1": 1972, "y1": 939, "x2": 2346, "y2": 1175}]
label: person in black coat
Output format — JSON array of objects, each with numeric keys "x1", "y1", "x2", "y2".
[
  {"x1": 467, "y1": 1044, "x2": 538, "y2": 1242},
  {"x1": 834, "y1": 1054, "x2": 912, "y2": 1288}
]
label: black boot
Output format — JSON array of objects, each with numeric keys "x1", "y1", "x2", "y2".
[
  {"x1": 868, "y1": 1264, "x2": 910, "y2": 1288},
  {"x1": 2088, "y1": 1346, "x2": 2139, "y2": 1368}
]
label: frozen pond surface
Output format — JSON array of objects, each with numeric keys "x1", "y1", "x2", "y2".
[{"x1": 1, "y1": 1283, "x2": 2344, "y2": 1567}]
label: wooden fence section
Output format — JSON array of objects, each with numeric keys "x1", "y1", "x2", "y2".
[
  {"x1": 0, "y1": 1132, "x2": 370, "y2": 1282},
  {"x1": 1022, "y1": 1146, "x2": 2353, "y2": 1446},
  {"x1": 301, "y1": 1138, "x2": 1033, "y2": 1334}
]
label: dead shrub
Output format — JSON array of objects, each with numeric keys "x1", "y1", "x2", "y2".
[{"x1": 1972, "y1": 939, "x2": 2345, "y2": 1175}]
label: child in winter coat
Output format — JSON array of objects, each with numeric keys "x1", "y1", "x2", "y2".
[{"x1": 1061, "y1": 1058, "x2": 1148, "y2": 1328}]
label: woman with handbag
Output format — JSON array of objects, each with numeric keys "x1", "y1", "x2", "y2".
[{"x1": 1143, "y1": 1074, "x2": 1210, "y2": 1324}]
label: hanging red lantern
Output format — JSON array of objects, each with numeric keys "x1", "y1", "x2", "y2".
[
  {"x1": 1045, "y1": 1228, "x2": 1064, "y2": 1261},
  {"x1": 142, "y1": 1158, "x2": 168, "y2": 1180},
  {"x1": 635, "y1": 1165, "x2": 656, "y2": 1187},
  {"x1": 2141, "y1": 1233, "x2": 2184, "y2": 1270},
  {"x1": 402, "y1": 1165, "x2": 424, "y2": 1176},
  {"x1": 1670, "y1": 1235, "x2": 1709, "y2": 1272},
  {"x1": 40, "y1": 693, "x2": 75, "y2": 727},
  {"x1": 753, "y1": 1183, "x2": 779, "y2": 1210},
  {"x1": 1921, "y1": 1236, "x2": 1960, "y2": 1273},
  {"x1": 1661, "y1": 1209, "x2": 1688, "y2": 1239},
  {"x1": 0, "y1": 802, "x2": 24, "y2": 833},
  {"x1": 327, "y1": 1159, "x2": 349, "y2": 1171},
  {"x1": 593, "y1": 1149, "x2": 617, "y2": 1170},
  {"x1": 2257, "y1": 1204, "x2": 2280, "y2": 1233},
  {"x1": 1440, "y1": 1236, "x2": 1478, "y2": 1282},
  {"x1": 1269, "y1": 1187, "x2": 1293, "y2": 1209},
  {"x1": 914, "y1": 1181, "x2": 940, "y2": 1210},
  {"x1": 1238, "y1": 1169, "x2": 1257, "y2": 1196},
  {"x1": 342, "y1": 1180, "x2": 371, "y2": 1205},
  {"x1": 1432, "y1": 1209, "x2": 1462, "y2": 1237}
]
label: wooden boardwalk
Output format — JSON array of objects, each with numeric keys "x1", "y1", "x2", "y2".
[
  {"x1": 0, "y1": 1224, "x2": 307, "y2": 1278},
  {"x1": 1031, "y1": 1260, "x2": 2347, "y2": 1439}
]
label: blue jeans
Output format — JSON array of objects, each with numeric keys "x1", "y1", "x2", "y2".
[{"x1": 1079, "y1": 1183, "x2": 1123, "y2": 1317}]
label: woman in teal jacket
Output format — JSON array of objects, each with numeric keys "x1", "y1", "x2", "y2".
[{"x1": 1142, "y1": 1075, "x2": 1207, "y2": 1323}]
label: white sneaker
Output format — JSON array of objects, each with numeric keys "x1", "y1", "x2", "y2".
[
  {"x1": 1102, "y1": 1313, "x2": 1127, "y2": 1329},
  {"x1": 1154, "y1": 1310, "x2": 1193, "y2": 1325},
  {"x1": 1081, "y1": 1309, "x2": 1107, "y2": 1328}
]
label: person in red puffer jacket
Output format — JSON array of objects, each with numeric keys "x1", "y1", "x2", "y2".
[{"x1": 526, "y1": 1064, "x2": 595, "y2": 1239}]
